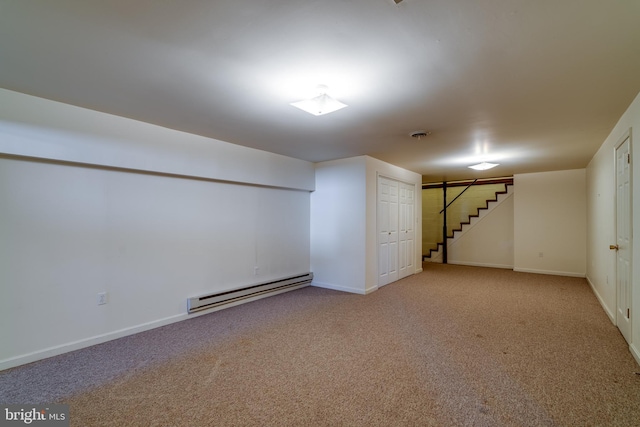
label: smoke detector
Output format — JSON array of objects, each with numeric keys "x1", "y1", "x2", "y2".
[{"x1": 410, "y1": 130, "x2": 432, "y2": 139}]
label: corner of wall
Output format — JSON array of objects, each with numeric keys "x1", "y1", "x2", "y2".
[
  {"x1": 585, "y1": 275, "x2": 615, "y2": 323},
  {"x1": 630, "y1": 343, "x2": 640, "y2": 367},
  {"x1": 311, "y1": 281, "x2": 367, "y2": 295}
]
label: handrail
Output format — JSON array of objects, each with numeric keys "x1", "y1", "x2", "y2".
[
  {"x1": 422, "y1": 177, "x2": 513, "y2": 189},
  {"x1": 422, "y1": 176, "x2": 514, "y2": 262},
  {"x1": 439, "y1": 179, "x2": 477, "y2": 214}
]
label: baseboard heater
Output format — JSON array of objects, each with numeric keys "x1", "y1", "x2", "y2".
[{"x1": 187, "y1": 272, "x2": 313, "y2": 314}]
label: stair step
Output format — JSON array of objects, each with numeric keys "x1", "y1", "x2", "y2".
[{"x1": 423, "y1": 182, "x2": 512, "y2": 259}]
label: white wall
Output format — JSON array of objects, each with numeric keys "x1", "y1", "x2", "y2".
[
  {"x1": 446, "y1": 190, "x2": 514, "y2": 269},
  {"x1": 587, "y1": 90, "x2": 640, "y2": 365},
  {"x1": 586, "y1": 140, "x2": 617, "y2": 320},
  {"x1": 311, "y1": 156, "x2": 422, "y2": 294},
  {"x1": 514, "y1": 169, "x2": 586, "y2": 277},
  {"x1": 0, "y1": 90, "x2": 314, "y2": 370},
  {"x1": 310, "y1": 157, "x2": 367, "y2": 293}
]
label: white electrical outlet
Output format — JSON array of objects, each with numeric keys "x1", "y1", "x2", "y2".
[
  {"x1": 97, "y1": 292, "x2": 108, "y2": 305},
  {"x1": 254, "y1": 266, "x2": 259, "y2": 276}
]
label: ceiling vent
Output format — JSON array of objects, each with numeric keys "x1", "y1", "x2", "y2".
[{"x1": 410, "y1": 130, "x2": 432, "y2": 139}]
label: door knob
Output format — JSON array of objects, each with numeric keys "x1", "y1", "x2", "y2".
[{"x1": 610, "y1": 245, "x2": 619, "y2": 250}]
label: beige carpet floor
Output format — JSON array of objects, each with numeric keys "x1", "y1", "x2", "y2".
[{"x1": 2, "y1": 264, "x2": 640, "y2": 426}]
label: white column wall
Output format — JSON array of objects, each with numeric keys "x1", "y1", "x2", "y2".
[
  {"x1": 310, "y1": 157, "x2": 368, "y2": 293},
  {"x1": 311, "y1": 156, "x2": 422, "y2": 295}
]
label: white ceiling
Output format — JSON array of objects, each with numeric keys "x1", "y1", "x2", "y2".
[{"x1": 1, "y1": 0, "x2": 639, "y2": 182}]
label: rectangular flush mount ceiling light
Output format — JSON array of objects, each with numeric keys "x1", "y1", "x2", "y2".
[
  {"x1": 290, "y1": 85, "x2": 348, "y2": 116},
  {"x1": 468, "y1": 162, "x2": 499, "y2": 170}
]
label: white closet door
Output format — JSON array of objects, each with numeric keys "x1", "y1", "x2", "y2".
[
  {"x1": 378, "y1": 176, "x2": 416, "y2": 287},
  {"x1": 399, "y1": 182, "x2": 415, "y2": 279},
  {"x1": 378, "y1": 177, "x2": 399, "y2": 286}
]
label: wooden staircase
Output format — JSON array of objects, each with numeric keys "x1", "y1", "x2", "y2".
[{"x1": 423, "y1": 179, "x2": 513, "y2": 260}]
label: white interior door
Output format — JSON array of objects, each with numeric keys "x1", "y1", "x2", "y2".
[
  {"x1": 399, "y1": 182, "x2": 415, "y2": 279},
  {"x1": 615, "y1": 136, "x2": 632, "y2": 344}
]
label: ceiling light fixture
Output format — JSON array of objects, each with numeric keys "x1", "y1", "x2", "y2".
[
  {"x1": 468, "y1": 162, "x2": 499, "y2": 171},
  {"x1": 290, "y1": 85, "x2": 348, "y2": 116}
]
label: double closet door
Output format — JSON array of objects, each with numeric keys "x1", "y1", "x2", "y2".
[{"x1": 378, "y1": 176, "x2": 416, "y2": 287}]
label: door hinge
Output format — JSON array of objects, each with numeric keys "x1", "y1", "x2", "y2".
[
  {"x1": 627, "y1": 153, "x2": 631, "y2": 164},
  {"x1": 628, "y1": 308, "x2": 631, "y2": 318}
]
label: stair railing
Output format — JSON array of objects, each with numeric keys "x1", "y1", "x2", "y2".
[
  {"x1": 439, "y1": 178, "x2": 476, "y2": 263},
  {"x1": 439, "y1": 179, "x2": 478, "y2": 214},
  {"x1": 422, "y1": 177, "x2": 513, "y2": 263}
]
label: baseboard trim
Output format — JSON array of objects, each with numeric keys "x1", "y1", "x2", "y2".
[
  {"x1": 448, "y1": 261, "x2": 513, "y2": 269},
  {"x1": 364, "y1": 285, "x2": 379, "y2": 294},
  {"x1": 0, "y1": 313, "x2": 186, "y2": 371},
  {"x1": 585, "y1": 275, "x2": 615, "y2": 324},
  {"x1": 513, "y1": 267, "x2": 585, "y2": 278},
  {"x1": 0, "y1": 284, "x2": 309, "y2": 371},
  {"x1": 311, "y1": 281, "x2": 366, "y2": 295},
  {"x1": 630, "y1": 343, "x2": 640, "y2": 367}
]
